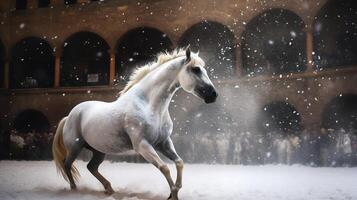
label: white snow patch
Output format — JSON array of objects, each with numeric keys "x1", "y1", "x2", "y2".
[{"x1": 0, "y1": 161, "x2": 356, "y2": 200}]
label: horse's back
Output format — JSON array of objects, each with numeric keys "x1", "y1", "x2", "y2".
[{"x1": 66, "y1": 100, "x2": 107, "y2": 127}]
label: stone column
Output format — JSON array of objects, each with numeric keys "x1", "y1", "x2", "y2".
[
  {"x1": 109, "y1": 51, "x2": 116, "y2": 85},
  {"x1": 4, "y1": 61, "x2": 9, "y2": 88},
  {"x1": 54, "y1": 50, "x2": 61, "y2": 87},
  {"x1": 235, "y1": 29, "x2": 244, "y2": 78},
  {"x1": 235, "y1": 45, "x2": 242, "y2": 78},
  {"x1": 305, "y1": 28, "x2": 314, "y2": 72}
]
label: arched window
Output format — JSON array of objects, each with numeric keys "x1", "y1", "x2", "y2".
[
  {"x1": 314, "y1": 0, "x2": 357, "y2": 69},
  {"x1": 64, "y1": 0, "x2": 76, "y2": 5},
  {"x1": 322, "y1": 94, "x2": 357, "y2": 131},
  {"x1": 38, "y1": 0, "x2": 50, "y2": 8},
  {"x1": 115, "y1": 27, "x2": 173, "y2": 82},
  {"x1": 258, "y1": 101, "x2": 301, "y2": 135},
  {"x1": 10, "y1": 37, "x2": 54, "y2": 89},
  {"x1": 16, "y1": 0, "x2": 27, "y2": 10},
  {"x1": 0, "y1": 40, "x2": 5, "y2": 88},
  {"x1": 179, "y1": 21, "x2": 236, "y2": 80},
  {"x1": 242, "y1": 9, "x2": 306, "y2": 76},
  {"x1": 14, "y1": 109, "x2": 50, "y2": 133},
  {"x1": 61, "y1": 31, "x2": 110, "y2": 87}
]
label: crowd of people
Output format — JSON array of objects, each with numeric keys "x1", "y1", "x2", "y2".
[
  {"x1": 6, "y1": 127, "x2": 357, "y2": 167},
  {"x1": 172, "y1": 127, "x2": 357, "y2": 166},
  {"x1": 9, "y1": 129, "x2": 53, "y2": 160}
]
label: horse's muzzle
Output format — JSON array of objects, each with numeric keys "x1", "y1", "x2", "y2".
[
  {"x1": 195, "y1": 85, "x2": 218, "y2": 104},
  {"x1": 204, "y1": 90, "x2": 218, "y2": 104}
]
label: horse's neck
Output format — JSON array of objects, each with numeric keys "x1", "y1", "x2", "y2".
[{"x1": 136, "y1": 57, "x2": 184, "y2": 113}]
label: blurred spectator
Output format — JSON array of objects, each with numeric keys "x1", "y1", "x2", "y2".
[
  {"x1": 215, "y1": 133, "x2": 230, "y2": 164},
  {"x1": 334, "y1": 128, "x2": 352, "y2": 167},
  {"x1": 273, "y1": 133, "x2": 299, "y2": 165},
  {"x1": 350, "y1": 131, "x2": 357, "y2": 165},
  {"x1": 288, "y1": 133, "x2": 300, "y2": 164},
  {"x1": 9, "y1": 130, "x2": 25, "y2": 159},
  {"x1": 231, "y1": 134, "x2": 242, "y2": 164},
  {"x1": 318, "y1": 128, "x2": 332, "y2": 166}
]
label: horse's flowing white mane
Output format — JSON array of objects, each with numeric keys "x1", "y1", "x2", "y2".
[{"x1": 119, "y1": 48, "x2": 187, "y2": 95}]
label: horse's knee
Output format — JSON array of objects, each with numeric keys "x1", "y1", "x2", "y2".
[
  {"x1": 159, "y1": 164, "x2": 171, "y2": 176},
  {"x1": 87, "y1": 163, "x2": 98, "y2": 172},
  {"x1": 176, "y1": 160, "x2": 184, "y2": 169}
]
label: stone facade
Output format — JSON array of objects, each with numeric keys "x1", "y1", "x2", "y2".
[{"x1": 0, "y1": 0, "x2": 357, "y2": 161}]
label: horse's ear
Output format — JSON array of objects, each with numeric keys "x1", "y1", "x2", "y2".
[{"x1": 186, "y1": 47, "x2": 191, "y2": 62}]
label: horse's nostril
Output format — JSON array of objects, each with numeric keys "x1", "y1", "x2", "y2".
[{"x1": 212, "y1": 90, "x2": 218, "y2": 98}]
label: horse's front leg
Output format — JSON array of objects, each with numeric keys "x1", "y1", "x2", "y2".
[
  {"x1": 134, "y1": 140, "x2": 177, "y2": 199},
  {"x1": 158, "y1": 138, "x2": 184, "y2": 200}
]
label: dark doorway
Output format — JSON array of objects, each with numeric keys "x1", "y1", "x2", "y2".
[
  {"x1": 115, "y1": 27, "x2": 172, "y2": 83},
  {"x1": 16, "y1": 0, "x2": 27, "y2": 10},
  {"x1": 61, "y1": 31, "x2": 110, "y2": 87},
  {"x1": 12, "y1": 110, "x2": 52, "y2": 160},
  {"x1": 10, "y1": 37, "x2": 54, "y2": 88},
  {"x1": 14, "y1": 110, "x2": 50, "y2": 133},
  {"x1": 322, "y1": 94, "x2": 357, "y2": 132},
  {"x1": 242, "y1": 9, "x2": 306, "y2": 76},
  {"x1": 314, "y1": 0, "x2": 357, "y2": 70}
]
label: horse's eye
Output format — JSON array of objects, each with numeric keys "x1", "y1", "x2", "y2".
[{"x1": 191, "y1": 67, "x2": 201, "y2": 75}]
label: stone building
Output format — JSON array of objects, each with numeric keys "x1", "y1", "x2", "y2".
[{"x1": 0, "y1": 0, "x2": 356, "y2": 162}]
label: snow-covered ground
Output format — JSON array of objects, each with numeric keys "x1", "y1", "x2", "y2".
[{"x1": 0, "y1": 161, "x2": 356, "y2": 200}]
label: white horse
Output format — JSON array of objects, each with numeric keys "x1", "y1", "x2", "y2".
[{"x1": 52, "y1": 48, "x2": 218, "y2": 200}]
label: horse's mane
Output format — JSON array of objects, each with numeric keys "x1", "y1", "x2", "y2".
[{"x1": 119, "y1": 48, "x2": 186, "y2": 95}]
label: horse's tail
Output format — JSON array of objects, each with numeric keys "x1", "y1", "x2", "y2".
[{"x1": 52, "y1": 117, "x2": 80, "y2": 183}]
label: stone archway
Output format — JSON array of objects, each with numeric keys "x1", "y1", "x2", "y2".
[
  {"x1": 179, "y1": 20, "x2": 236, "y2": 80},
  {"x1": 241, "y1": 8, "x2": 306, "y2": 76},
  {"x1": 322, "y1": 94, "x2": 357, "y2": 132},
  {"x1": 115, "y1": 27, "x2": 173, "y2": 82},
  {"x1": 10, "y1": 37, "x2": 54, "y2": 89},
  {"x1": 13, "y1": 109, "x2": 50, "y2": 133},
  {"x1": 61, "y1": 31, "x2": 110, "y2": 87},
  {"x1": 314, "y1": 0, "x2": 357, "y2": 70}
]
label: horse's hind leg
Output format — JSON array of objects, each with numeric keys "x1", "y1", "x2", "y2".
[
  {"x1": 64, "y1": 143, "x2": 84, "y2": 190},
  {"x1": 87, "y1": 149, "x2": 114, "y2": 195}
]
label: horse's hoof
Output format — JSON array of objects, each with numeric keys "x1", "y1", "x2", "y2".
[
  {"x1": 167, "y1": 193, "x2": 178, "y2": 200},
  {"x1": 70, "y1": 185, "x2": 77, "y2": 190},
  {"x1": 104, "y1": 188, "x2": 114, "y2": 195}
]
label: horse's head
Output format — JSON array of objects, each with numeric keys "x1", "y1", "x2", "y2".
[{"x1": 178, "y1": 48, "x2": 218, "y2": 104}]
